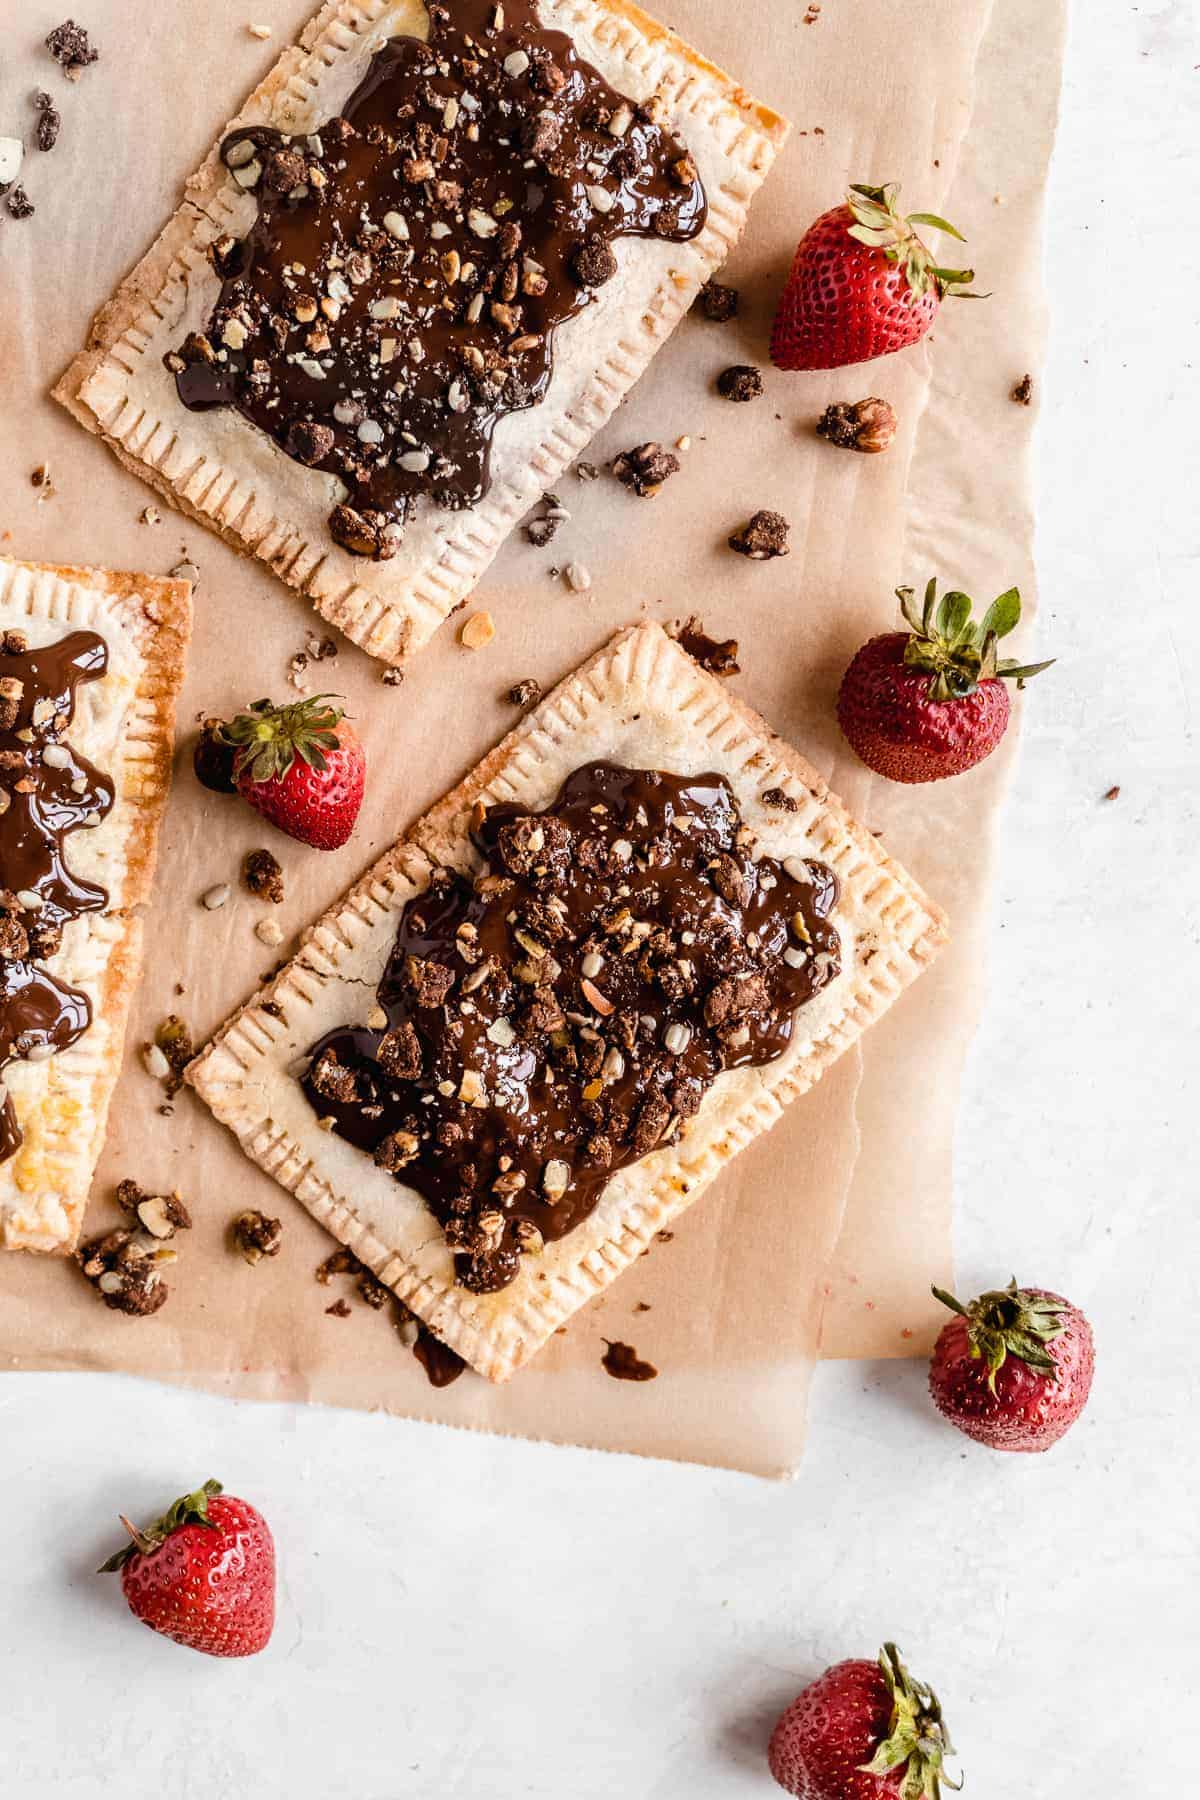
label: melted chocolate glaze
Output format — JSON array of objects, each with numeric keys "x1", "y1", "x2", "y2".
[
  {"x1": 0, "y1": 631, "x2": 113, "y2": 1161},
  {"x1": 601, "y1": 1339, "x2": 658, "y2": 1381},
  {"x1": 413, "y1": 1323, "x2": 468, "y2": 1387},
  {"x1": 174, "y1": 0, "x2": 705, "y2": 554},
  {"x1": 302, "y1": 764, "x2": 841, "y2": 1295}
]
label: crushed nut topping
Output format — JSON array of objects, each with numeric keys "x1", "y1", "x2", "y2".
[
  {"x1": 171, "y1": 0, "x2": 704, "y2": 559},
  {"x1": 716, "y1": 364, "x2": 764, "y2": 403},
  {"x1": 696, "y1": 278, "x2": 738, "y2": 322},
  {"x1": 232, "y1": 1208, "x2": 283, "y2": 1264},
  {"x1": 116, "y1": 1178, "x2": 192, "y2": 1241},
  {"x1": 244, "y1": 846, "x2": 285, "y2": 904},
  {"x1": 611, "y1": 442, "x2": 681, "y2": 497},
  {"x1": 45, "y1": 20, "x2": 99, "y2": 79},
  {"x1": 816, "y1": 397, "x2": 897, "y2": 454},
  {"x1": 729, "y1": 510, "x2": 790, "y2": 560},
  {"x1": 78, "y1": 1228, "x2": 173, "y2": 1315},
  {"x1": 302, "y1": 763, "x2": 840, "y2": 1295},
  {"x1": 34, "y1": 93, "x2": 61, "y2": 154}
]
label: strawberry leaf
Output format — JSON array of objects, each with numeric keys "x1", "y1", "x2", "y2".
[
  {"x1": 859, "y1": 1644, "x2": 959, "y2": 1800},
  {"x1": 979, "y1": 587, "x2": 1022, "y2": 640},
  {"x1": 906, "y1": 212, "x2": 968, "y2": 242}
]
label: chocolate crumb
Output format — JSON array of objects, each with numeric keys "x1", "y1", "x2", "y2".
[
  {"x1": 569, "y1": 236, "x2": 618, "y2": 288},
  {"x1": 611, "y1": 442, "x2": 680, "y2": 498},
  {"x1": 382, "y1": 667, "x2": 405, "y2": 686},
  {"x1": 817, "y1": 397, "x2": 897, "y2": 455},
  {"x1": 526, "y1": 514, "x2": 561, "y2": 547},
  {"x1": 1011, "y1": 373, "x2": 1034, "y2": 405},
  {"x1": 761, "y1": 786, "x2": 799, "y2": 813},
  {"x1": 34, "y1": 92, "x2": 61, "y2": 153},
  {"x1": 77, "y1": 1229, "x2": 171, "y2": 1316},
  {"x1": 729, "y1": 510, "x2": 790, "y2": 559},
  {"x1": 672, "y1": 617, "x2": 739, "y2": 677},
  {"x1": 325, "y1": 1297, "x2": 353, "y2": 1318},
  {"x1": 232, "y1": 1209, "x2": 283, "y2": 1265},
  {"x1": 575, "y1": 461, "x2": 600, "y2": 482},
  {"x1": 153, "y1": 1015, "x2": 195, "y2": 1096},
  {"x1": 716, "y1": 364, "x2": 764, "y2": 403},
  {"x1": 45, "y1": 19, "x2": 99, "y2": 78},
  {"x1": 508, "y1": 678, "x2": 542, "y2": 707},
  {"x1": 357, "y1": 1267, "x2": 391, "y2": 1310},
  {"x1": 316, "y1": 1246, "x2": 360, "y2": 1284},
  {"x1": 115, "y1": 1179, "x2": 192, "y2": 1240},
  {"x1": 602, "y1": 1339, "x2": 658, "y2": 1381},
  {"x1": 696, "y1": 278, "x2": 738, "y2": 322},
  {"x1": 244, "y1": 846, "x2": 285, "y2": 904},
  {"x1": 1103, "y1": 784, "x2": 1121, "y2": 801},
  {"x1": 6, "y1": 187, "x2": 34, "y2": 221}
]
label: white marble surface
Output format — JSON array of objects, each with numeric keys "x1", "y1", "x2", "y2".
[{"x1": 3, "y1": 4, "x2": 1196, "y2": 1795}]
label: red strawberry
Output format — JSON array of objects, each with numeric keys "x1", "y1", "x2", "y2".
[
  {"x1": 836, "y1": 579, "x2": 1052, "y2": 783},
  {"x1": 929, "y1": 1279, "x2": 1095, "y2": 1452},
  {"x1": 771, "y1": 183, "x2": 977, "y2": 372},
  {"x1": 100, "y1": 1478, "x2": 275, "y2": 1658},
  {"x1": 217, "y1": 694, "x2": 365, "y2": 849},
  {"x1": 769, "y1": 1643, "x2": 959, "y2": 1799}
]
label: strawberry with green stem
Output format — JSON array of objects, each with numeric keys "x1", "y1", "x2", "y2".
[
  {"x1": 836, "y1": 579, "x2": 1053, "y2": 783},
  {"x1": 771, "y1": 183, "x2": 980, "y2": 372},
  {"x1": 769, "y1": 1642, "x2": 960, "y2": 1799},
  {"x1": 929, "y1": 1278, "x2": 1095, "y2": 1452},
  {"x1": 193, "y1": 694, "x2": 365, "y2": 849},
  {"x1": 100, "y1": 1478, "x2": 276, "y2": 1658}
]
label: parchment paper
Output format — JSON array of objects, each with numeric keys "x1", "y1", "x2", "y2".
[{"x1": 0, "y1": 0, "x2": 1063, "y2": 1475}]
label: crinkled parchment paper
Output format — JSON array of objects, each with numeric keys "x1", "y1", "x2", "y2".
[{"x1": 0, "y1": 0, "x2": 1064, "y2": 1473}]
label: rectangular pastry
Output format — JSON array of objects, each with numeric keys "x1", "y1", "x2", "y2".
[
  {"x1": 54, "y1": 0, "x2": 788, "y2": 667},
  {"x1": 187, "y1": 622, "x2": 947, "y2": 1380},
  {"x1": 0, "y1": 557, "x2": 191, "y2": 1253}
]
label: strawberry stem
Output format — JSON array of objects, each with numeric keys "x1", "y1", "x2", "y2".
[
  {"x1": 896, "y1": 579, "x2": 1054, "y2": 702},
  {"x1": 99, "y1": 1478, "x2": 224, "y2": 1574},
  {"x1": 845, "y1": 183, "x2": 980, "y2": 300}
]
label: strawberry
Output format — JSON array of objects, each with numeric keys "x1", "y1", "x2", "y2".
[
  {"x1": 99, "y1": 1478, "x2": 275, "y2": 1658},
  {"x1": 770, "y1": 183, "x2": 977, "y2": 372},
  {"x1": 216, "y1": 694, "x2": 365, "y2": 849},
  {"x1": 769, "y1": 1643, "x2": 959, "y2": 1799},
  {"x1": 929, "y1": 1279, "x2": 1095, "y2": 1452},
  {"x1": 836, "y1": 579, "x2": 1052, "y2": 783}
]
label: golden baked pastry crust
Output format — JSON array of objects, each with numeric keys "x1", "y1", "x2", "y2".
[
  {"x1": 187, "y1": 622, "x2": 947, "y2": 1379},
  {"x1": 0, "y1": 556, "x2": 192, "y2": 1253},
  {"x1": 54, "y1": 0, "x2": 788, "y2": 666}
]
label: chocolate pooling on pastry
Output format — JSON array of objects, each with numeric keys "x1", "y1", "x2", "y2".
[
  {"x1": 173, "y1": 0, "x2": 706, "y2": 559},
  {"x1": 302, "y1": 763, "x2": 841, "y2": 1294},
  {"x1": 0, "y1": 630, "x2": 113, "y2": 1162}
]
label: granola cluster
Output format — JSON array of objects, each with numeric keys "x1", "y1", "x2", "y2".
[
  {"x1": 169, "y1": 0, "x2": 705, "y2": 559},
  {"x1": 303, "y1": 762, "x2": 841, "y2": 1295}
]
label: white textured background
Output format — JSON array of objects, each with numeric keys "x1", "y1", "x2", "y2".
[{"x1": 2, "y1": 3, "x2": 1196, "y2": 1795}]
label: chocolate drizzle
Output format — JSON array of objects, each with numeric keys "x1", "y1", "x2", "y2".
[
  {"x1": 302, "y1": 764, "x2": 841, "y2": 1295},
  {"x1": 172, "y1": 0, "x2": 705, "y2": 556},
  {"x1": 0, "y1": 631, "x2": 114, "y2": 1161}
]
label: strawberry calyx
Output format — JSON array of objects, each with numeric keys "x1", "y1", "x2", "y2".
[
  {"x1": 933, "y1": 1278, "x2": 1068, "y2": 1393},
  {"x1": 99, "y1": 1478, "x2": 223, "y2": 1573},
  {"x1": 846, "y1": 183, "x2": 979, "y2": 301},
  {"x1": 859, "y1": 1643, "x2": 961, "y2": 1800},
  {"x1": 221, "y1": 696, "x2": 345, "y2": 787},
  {"x1": 897, "y1": 578, "x2": 1055, "y2": 702}
]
